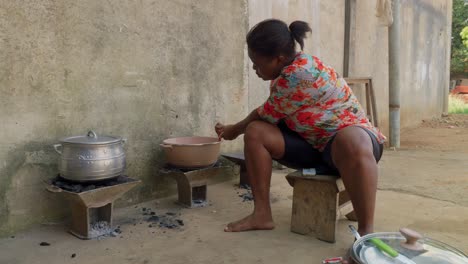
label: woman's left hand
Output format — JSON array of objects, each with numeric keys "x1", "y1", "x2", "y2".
[{"x1": 215, "y1": 123, "x2": 241, "y2": 141}]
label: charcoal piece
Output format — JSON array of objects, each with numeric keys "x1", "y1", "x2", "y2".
[
  {"x1": 40, "y1": 242, "x2": 50, "y2": 246},
  {"x1": 176, "y1": 219, "x2": 184, "y2": 226},
  {"x1": 71, "y1": 254, "x2": 76, "y2": 258},
  {"x1": 239, "y1": 191, "x2": 254, "y2": 202},
  {"x1": 147, "y1": 216, "x2": 160, "y2": 222},
  {"x1": 166, "y1": 212, "x2": 175, "y2": 216},
  {"x1": 114, "y1": 228, "x2": 121, "y2": 234},
  {"x1": 50, "y1": 175, "x2": 136, "y2": 193},
  {"x1": 239, "y1": 183, "x2": 251, "y2": 190},
  {"x1": 160, "y1": 223, "x2": 176, "y2": 229},
  {"x1": 150, "y1": 212, "x2": 156, "y2": 215},
  {"x1": 142, "y1": 208, "x2": 147, "y2": 212}
]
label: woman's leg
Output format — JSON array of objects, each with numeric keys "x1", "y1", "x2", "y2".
[
  {"x1": 224, "y1": 121, "x2": 285, "y2": 232},
  {"x1": 330, "y1": 126, "x2": 378, "y2": 236}
]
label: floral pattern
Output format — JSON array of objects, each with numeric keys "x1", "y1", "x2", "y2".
[{"x1": 257, "y1": 52, "x2": 386, "y2": 151}]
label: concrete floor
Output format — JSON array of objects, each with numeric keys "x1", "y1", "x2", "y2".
[{"x1": 1, "y1": 115, "x2": 467, "y2": 264}]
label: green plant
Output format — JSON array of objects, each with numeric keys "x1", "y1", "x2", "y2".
[
  {"x1": 461, "y1": 26, "x2": 468, "y2": 48},
  {"x1": 451, "y1": 0, "x2": 468, "y2": 77},
  {"x1": 448, "y1": 95, "x2": 468, "y2": 114}
]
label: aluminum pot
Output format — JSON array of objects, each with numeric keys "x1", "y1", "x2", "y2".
[
  {"x1": 160, "y1": 136, "x2": 220, "y2": 168},
  {"x1": 350, "y1": 227, "x2": 468, "y2": 264},
  {"x1": 53, "y1": 131, "x2": 126, "y2": 182}
]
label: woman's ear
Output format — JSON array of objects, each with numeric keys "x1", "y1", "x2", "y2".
[
  {"x1": 277, "y1": 55, "x2": 286, "y2": 63},
  {"x1": 276, "y1": 54, "x2": 290, "y2": 66}
]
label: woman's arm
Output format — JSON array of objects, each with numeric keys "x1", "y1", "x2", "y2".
[{"x1": 215, "y1": 109, "x2": 261, "y2": 140}]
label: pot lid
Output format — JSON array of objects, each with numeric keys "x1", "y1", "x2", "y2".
[
  {"x1": 60, "y1": 131, "x2": 122, "y2": 145},
  {"x1": 352, "y1": 228, "x2": 468, "y2": 264}
]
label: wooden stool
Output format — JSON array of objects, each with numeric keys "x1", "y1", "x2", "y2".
[{"x1": 286, "y1": 170, "x2": 357, "y2": 243}]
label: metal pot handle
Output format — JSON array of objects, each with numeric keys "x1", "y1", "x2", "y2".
[
  {"x1": 45, "y1": 184, "x2": 63, "y2": 193},
  {"x1": 53, "y1": 144, "x2": 62, "y2": 155},
  {"x1": 160, "y1": 144, "x2": 173, "y2": 149},
  {"x1": 87, "y1": 130, "x2": 98, "y2": 138}
]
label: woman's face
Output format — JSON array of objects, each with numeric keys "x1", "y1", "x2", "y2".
[{"x1": 248, "y1": 49, "x2": 286, "y2": 81}]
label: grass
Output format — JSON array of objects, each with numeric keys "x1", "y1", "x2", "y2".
[{"x1": 448, "y1": 95, "x2": 468, "y2": 114}]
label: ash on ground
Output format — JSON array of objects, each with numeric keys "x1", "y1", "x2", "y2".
[
  {"x1": 50, "y1": 175, "x2": 136, "y2": 193},
  {"x1": 143, "y1": 208, "x2": 184, "y2": 229},
  {"x1": 191, "y1": 199, "x2": 208, "y2": 208},
  {"x1": 89, "y1": 221, "x2": 121, "y2": 239}
]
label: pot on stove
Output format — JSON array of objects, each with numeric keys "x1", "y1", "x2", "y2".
[
  {"x1": 160, "y1": 136, "x2": 220, "y2": 169},
  {"x1": 53, "y1": 131, "x2": 126, "y2": 182}
]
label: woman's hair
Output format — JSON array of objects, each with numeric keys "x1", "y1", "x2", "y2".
[{"x1": 246, "y1": 19, "x2": 312, "y2": 58}]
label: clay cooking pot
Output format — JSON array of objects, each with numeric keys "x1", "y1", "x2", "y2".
[{"x1": 160, "y1": 137, "x2": 221, "y2": 168}]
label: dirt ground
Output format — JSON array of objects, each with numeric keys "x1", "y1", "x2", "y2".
[{"x1": 0, "y1": 115, "x2": 467, "y2": 264}]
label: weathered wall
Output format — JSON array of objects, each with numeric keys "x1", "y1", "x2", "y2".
[
  {"x1": 348, "y1": 0, "x2": 391, "y2": 136},
  {"x1": 398, "y1": 0, "x2": 452, "y2": 128},
  {"x1": 247, "y1": 0, "x2": 452, "y2": 140},
  {"x1": 350, "y1": 0, "x2": 452, "y2": 135},
  {"x1": 246, "y1": 0, "x2": 389, "y2": 135},
  {"x1": 0, "y1": 0, "x2": 247, "y2": 235},
  {"x1": 247, "y1": 0, "x2": 345, "y2": 111}
]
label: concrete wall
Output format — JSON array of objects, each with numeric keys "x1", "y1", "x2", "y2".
[
  {"x1": 398, "y1": 0, "x2": 452, "y2": 127},
  {"x1": 247, "y1": 0, "x2": 345, "y2": 111},
  {"x1": 0, "y1": 0, "x2": 247, "y2": 235},
  {"x1": 348, "y1": 0, "x2": 452, "y2": 135},
  {"x1": 247, "y1": 0, "x2": 452, "y2": 140},
  {"x1": 246, "y1": 0, "x2": 390, "y2": 134},
  {"x1": 348, "y1": 0, "x2": 391, "y2": 136}
]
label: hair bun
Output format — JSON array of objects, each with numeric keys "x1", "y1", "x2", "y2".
[{"x1": 289, "y1": 21, "x2": 312, "y2": 50}]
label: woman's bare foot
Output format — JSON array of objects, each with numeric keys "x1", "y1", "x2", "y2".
[{"x1": 224, "y1": 213, "x2": 275, "y2": 232}]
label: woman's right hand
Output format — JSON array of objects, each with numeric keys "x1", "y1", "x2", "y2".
[{"x1": 215, "y1": 123, "x2": 241, "y2": 141}]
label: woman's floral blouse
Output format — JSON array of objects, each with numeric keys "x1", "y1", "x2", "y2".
[{"x1": 257, "y1": 52, "x2": 386, "y2": 151}]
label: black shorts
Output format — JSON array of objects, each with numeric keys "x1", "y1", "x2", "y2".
[{"x1": 275, "y1": 121, "x2": 383, "y2": 175}]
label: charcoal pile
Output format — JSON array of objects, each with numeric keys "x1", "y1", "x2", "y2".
[{"x1": 50, "y1": 175, "x2": 136, "y2": 193}]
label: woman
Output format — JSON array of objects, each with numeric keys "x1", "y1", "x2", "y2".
[{"x1": 215, "y1": 19, "x2": 386, "y2": 239}]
